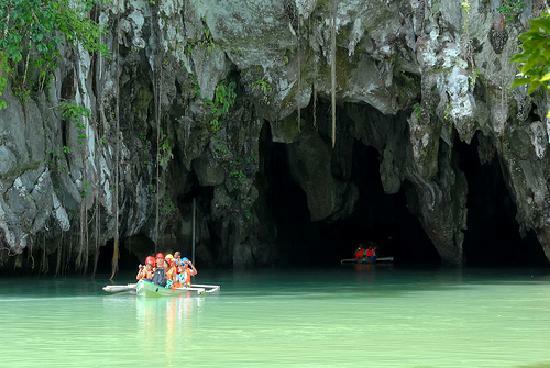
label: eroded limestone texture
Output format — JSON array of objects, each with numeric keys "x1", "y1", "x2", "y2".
[{"x1": 0, "y1": 0, "x2": 548, "y2": 270}]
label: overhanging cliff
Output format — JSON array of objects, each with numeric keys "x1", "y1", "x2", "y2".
[{"x1": 0, "y1": 0, "x2": 549, "y2": 272}]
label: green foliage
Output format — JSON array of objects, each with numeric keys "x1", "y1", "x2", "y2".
[
  {"x1": 211, "y1": 81, "x2": 237, "y2": 115},
  {"x1": 443, "y1": 103, "x2": 452, "y2": 123},
  {"x1": 228, "y1": 168, "x2": 247, "y2": 192},
  {"x1": 59, "y1": 101, "x2": 90, "y2": 145},
  {"x1": 460, "y1": 0, "x2": 471, "y2": 14},
  {"x1": 229, "y1": 169, "x2": 246, "y2": 180},
  {"x1": 158, "y1": 136, "x2": 174, "y2": 171},
  {"x1": 469, "y1": 67, "x2": 481, "y2": 89},
  {"x1": 511, "y1": 10, "x2": 550, "y2": 117},
  {"x1": 413, "y1": 102, "x2": 421, "y2": 120},
  {"x1": 79, "y1": 179, "x2": 91, "y2": 198},
  {"x1": 206, "y1": 80, "x2": 237, "y2": 133},
  {"x1": 46, "y1": 143, "x2": 74, "y2": 173},
  {"x1": 497, "y1": 0, "x2": 525, "y2": 22},
  {"x1": 191, "y1": 75, "x2": 201, "y2": 98},
  {"x1": 0, "y1": 0, "x2": 107, "y2": 107},
  {"x1": 209, "y1": 118, "x2": 222, "y2": 133},
  {"x1": 185, "y1": 22, "x2": 215, "y2": 56},
  {"x1": 59, "y1": 101, "x2": 90, "y2": 122},
  {"x1": 201, "y1": 26, "x2": 215, "y2": 53},
  {"x1": 0, "y1": 56, "x2": 8, "y2": 110},
  {"x1": 160, "y1": 197, "x2": 177, "y2": 217},
  {"x1": 212, "y1": 140, "x2": 231, "y2": 160},
  {"x1": 184, "y1": 43, "x2": 194, "y2": 57},
  {"x1": 252, "y1": 79, "x2": 272, "y2": 94}
]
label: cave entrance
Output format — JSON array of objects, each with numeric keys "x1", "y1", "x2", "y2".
[
  {"x1": 176, "y1": 169, "x2": 217, "y2": 264},
  {"x1": 261, "y1": 123, "x2": 439, "y2": 267},
  {"x1": 96, "y1": 237, "x2": 142, "y2": 275},
  {"x1": 457, "y1": 134, "x2": 547, "y2": 266}
]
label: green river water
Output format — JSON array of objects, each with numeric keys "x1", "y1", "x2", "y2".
[{"x1": 1, "y1": 267, "x2": 550, "y2": 368}]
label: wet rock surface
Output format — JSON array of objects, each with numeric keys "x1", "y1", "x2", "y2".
[{"x1": 0, "y1": 0, "x2": 549, "y2": 270}]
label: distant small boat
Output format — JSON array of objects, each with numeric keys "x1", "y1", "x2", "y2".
[{"x1": 340, "y1": 256, "x2": 394, "y2": 265}]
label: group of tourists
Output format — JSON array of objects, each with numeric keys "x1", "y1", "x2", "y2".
[
  {"x1": 354, "y1": 244, "x2": 377, "y2": 262},
  {"x1": 136, "y1": 251, "x2": 197, "y2": 288}
]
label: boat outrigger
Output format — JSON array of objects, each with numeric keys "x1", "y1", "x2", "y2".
[{"x1": 340, "y1": 256, "x2": 394, "y2": 265}]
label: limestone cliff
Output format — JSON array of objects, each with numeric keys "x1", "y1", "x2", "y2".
[{"x1": 0, "y1": 0, "x2": 549, "y2": 271}]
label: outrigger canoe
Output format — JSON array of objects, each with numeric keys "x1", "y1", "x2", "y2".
[
  {"x1": 340, "y1": 256, "x2": 394, "y2": 265},
  {"x1": 103, "y1": 280, "x2": 220, "y2": 297}
]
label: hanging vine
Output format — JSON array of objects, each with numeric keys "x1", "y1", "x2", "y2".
[
  {"x1": 93, "y1": 0, "x2": 104, "y2": 279},
  {"x1": 83, "y1": 104, "x2": 90, "y2": 275},
  {"x1": 151, "y1": 2, "x2": 164, "y2": 253},
  {"x1": 110, "y1": 6, "x2": 121, "y2": 281},
  {"x1": 58, "y1": 100, "x2": 90, "y2": 273},
  {"x1": 154, "y1": 59, "x2": 163, "y2": 253}
]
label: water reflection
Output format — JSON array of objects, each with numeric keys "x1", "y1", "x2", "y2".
[
  {"x1": 135, "y1": 294, "x2": 203, "y2": 362},
  {"x1": 2, "y1": 270, "x2": 550, "y2": 368}
]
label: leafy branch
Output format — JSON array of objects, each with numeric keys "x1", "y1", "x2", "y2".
[
  {"x1": 0, "y1": 0, "x2": 107, "y2": 108},
  {"x1": 497, "y1": 0, "x2": 525, "y2": 23},
  {"x1": 206, "y1": 80, "x2": 237, "y2": 133},
  {"x1": 511, "y1": 10, "x2": 550, "y2": 100}
]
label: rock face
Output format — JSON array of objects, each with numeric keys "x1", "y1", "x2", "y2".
[{"x1": 0, "y1": 0, "x2": 549, "y2": 270}]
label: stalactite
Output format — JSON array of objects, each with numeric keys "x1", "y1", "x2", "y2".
[
  {"x1": 64, "y1": 234, "x2": 70, "y2": 275},
  {"x1": 110, "y1": 8, "x2": 121, "y2": 281},
  {"x1": 55, "y1": 231, "x2": 63, "y2": 276},
  {"x1": 41, "y1": 231, "x2": 47, "y2": 274},
  {"x1": 75, "y1": 188, "x2": 86, "y2": 270},
  {"x1": 93, "y1": 203, "x2": 100, "y2": 277},
  {"x1": 28, "y1": 238, "x2": 35, "y2": 270},
  {"x1": 84, "y1": 207, "x2": 89, "y2": 274},
  {"x1": 67, "y1": 233, "x2": 74, "y2": 275},
  {"x1": 93, "y1": 141, "x2": 102, "y2": 277},
  {"x1": 296, "y1": 5, "x2": 301, "y2": 133},
  {"x1": 313, "y1": 58, "x2": 318, "y2": 131},
  {"x1": 330, "y1": 0, "x2": 338, "y2": 147},
  {"x1": 83, "y1": 117, "x2": 90, "y2": 275}
]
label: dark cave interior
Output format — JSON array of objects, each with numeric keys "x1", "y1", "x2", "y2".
[
  {"x1": 259, "y1": 116, "x2": 549, "y2": 268},
  {"x1": 457, "y1": 134, "x2": 547, "y2": 267},
  {"x1": 261, "y1": 122, "x2": 440, "y2": 267}
]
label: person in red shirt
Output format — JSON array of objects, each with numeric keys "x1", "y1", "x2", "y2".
[
  {"x1": 136, "y1": 256, "x2": 155, "y2": 280},
  {"x1": 354, "y1": 246, "x2": 365, "y2": 259}
]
